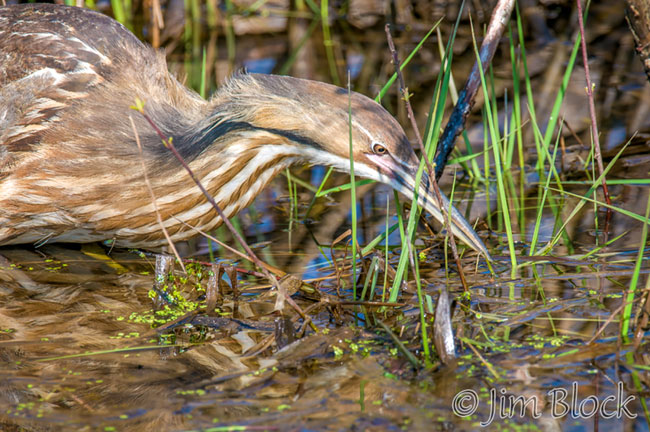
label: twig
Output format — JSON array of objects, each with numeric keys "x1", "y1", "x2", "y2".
[
  {"x1": 132, "y1": 102, "x2": 312, "y2": 324},
  {"x1": 133, "y1": 104, "x2": 277, "y2": 282},
  {"x1": 575, "y1": 0, "x2": 612, "y2": 231},
  {"x1": 385, "y1": 24, "x2": 469, "y2": 293},
  {"x1": 171, "y1": 215, "x2": 286, "y2": 277},
  {"x1": 586, "y1": 302, "x2": 625, "y2": 346},
  {"x1": 432, "y1": 0, "x2": 516, "y2": 179},
  {"x1": 462, "y1": 337, "x2": 500, "y2": 379},
  {"x1": 129, "y1": 115, "x2": 186, "y2": 274},
  {"x1": 376, "y1": 318, "x2": 422, "y2": 368}
]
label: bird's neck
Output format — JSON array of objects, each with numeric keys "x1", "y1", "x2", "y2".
[{"x1": 124, "y1": 130, "x2": 301, "y2": 246}]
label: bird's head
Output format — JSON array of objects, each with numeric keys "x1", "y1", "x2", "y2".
[{"x1": 210, "y1": 73, "x2": 489, "y2": 258}]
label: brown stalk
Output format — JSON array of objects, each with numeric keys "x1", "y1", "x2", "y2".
[
  {"x1": 150, "y1": 0, "x2": 163, "y2": 49},
  {"x1": 133, "y1": 104, "x2": 315, "y2": 329},
  {"x1": 129, "y1": 115, "x2": 186, "y2": 274},
  {"x1": 575, "y1": 0, "x2": 612, "y2": 231},
  {"x1": 625, "y1": 0, "x2": 650, "y2": 83},
  {"x1": 171, "y1": 215, "x2": 286, "y2": 277},
  {"x1": 385, "y1": 24, "x2": 469, "y2": 293}
]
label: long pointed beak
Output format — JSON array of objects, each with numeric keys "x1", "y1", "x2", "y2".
[
  {"x1": 411, "y1": 169, "x2": 491, "y2": 260},
  {"x1": 368, "y1": 155, "x2": 491, "y2": 260}
]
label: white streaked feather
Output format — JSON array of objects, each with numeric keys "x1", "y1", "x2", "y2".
[
  {"x1": 10, "y1": 31, "x2": 63, "y2": 41},
  {"x1": 66, "y1": 36, "x2": 111, "y2": 64}
]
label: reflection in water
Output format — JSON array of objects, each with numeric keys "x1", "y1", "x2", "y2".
[
  {"x1": 0, "y1": 178, "x2": 648, "y2": 429},
  {"x1": 2, "y1": 0, "x2": 650, "y2": 428}
]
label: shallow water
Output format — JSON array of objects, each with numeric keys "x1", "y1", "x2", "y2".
[
  {"x1": 3, "y1": 0, "x2": 650, "y2": 430},
  {"x1": 1, "y1": 175, "x2": 649, "y2": 430}
]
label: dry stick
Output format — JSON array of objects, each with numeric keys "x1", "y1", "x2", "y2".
[
  {"x1": 625, "y1": 0, "x2": 650, "y2": 82},
  {"x1": 586, "y1": 302, "x2": 625, "y2": 346},
  {"x1": 129, "y1": 115, "x2": 186, "y2": 274},
  {"x1": 432, "y1": 0, "x2": 516, "y2": 180},
  {"x1": 134, "y1": 106, "x2": 314, "y2": 329},
  {"x1": 171, "y1": 215, "x2": 286, "y2": 277},
  {"x1": 575, "y1": 0, "x2": 612, "y2": 231},
  {"x1": 150, "y1": 0, "x2": 163, "y2": 49},
  {"x1": 385, "y1": 24, "x2": 469, "y2": 293}
]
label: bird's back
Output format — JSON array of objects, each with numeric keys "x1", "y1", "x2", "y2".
[
  {"x1": 0, "y1": 4, "x2": 147, "y2": 85},
  {"x1": 0, "y1": 4, "x2": 208, "y2": 247},
  {"x1": 2, "y1": 5, "x2": 147, "y2": 175},
  {"x1": 0, "y1": 4, "x2": 206, "y2": 162}
]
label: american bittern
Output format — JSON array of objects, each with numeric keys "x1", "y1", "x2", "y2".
[{"x1": 0, "y1": 4, "x2": 489, "y2": 258}]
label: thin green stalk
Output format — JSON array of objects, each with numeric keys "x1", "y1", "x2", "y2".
[
  {"x1": 508, "y1": 24, "x2": 524, "y2": 174},
  {"x1": 470, "y1": 20, "x2": 517, "y2": 276},
  {"x1": 483, "y1": 111, "x2": 492, "y2": 230},
  {"x1": 293, "y1": 177, "x2": 299, "y2": 221},
  {"x1": 538, "y1": 23, "x2": 584, "y2": 172},
  {"x1": 348, "y1": 73, "x2": 358, "y2": 299},
  {"x1": 317, "y1": 179, "x2": 374, "y2": 195},
  {"x1": 376, "y1": 22, "x2": 440, "y2": 103},
  {"x1": 537, "y1": 140, "x2": 632, "y2": 255},
  {"x1": 281, "y1": 171, "x2": 318, "y2": 193},
  {"x1": 286, "y1": 169, "x2": 297, "y2": 235},
  {"x1": 389, "y1": 7, "x2": 466, "y2": 301},
  {"x1": 368, "y1": 260, "x2": 379, "y2": 300},
  {"x1": 360, "y1": 256, "x2": 378, "y2": 301},
  {"x1": 391, "y1": 190, "x2": 408, "y2": 295},
  {"x1": 579, "y1": 231, "x2": 628, "y2": 260},
  {"x1": 200, "y1": 47, "x2": 207, "y2": 99},
  {"x1": 305, "y1": 167, "x2": 333, "y2": 217},
  {"x1": 621, "y1": 188, "x2": 650, "y2": 341},
  {"x1": 529, "y1": 136, "x2": 561, "y2": 255},
  {"x1": 320, "y1": 0, "x2": 340, "y2": 85},
  {"x1": 546, "y1": 188, "x2": 649, "y2": 226},
  {"x1": 361, "y1": 223, "x2": 398, "y2": 256},
  {"x1": 410, "y1": 242, "x2": 431, "y2": 365},
  {"x1": 528, "y1": 113, "x2": 573, "y2": 253}
]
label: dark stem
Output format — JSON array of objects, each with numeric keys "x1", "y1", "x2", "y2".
[
  {"x1": 625, "y1": 0, "x2": 650, "y2": 83},
  {"x1": 432, "y1": 0, "x2": 516, "y2": 180}
]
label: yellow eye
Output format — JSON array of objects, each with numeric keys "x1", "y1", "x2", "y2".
[{"x1": 372, "y1": 143, "x2": 387, "y2": 155}]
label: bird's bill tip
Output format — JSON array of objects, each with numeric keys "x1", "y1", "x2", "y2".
[
  {"x1": 417, "y1": 185, "x2": 492, "y2": 261},
  {"x1": 365, "y1": 154, "x2": 491, "y2": 260},
  {"x1": 390, "y1": 167, "x2": 491, "y2": 260}
]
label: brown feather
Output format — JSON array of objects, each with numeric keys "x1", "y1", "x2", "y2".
[{"x1": 1, "y1": 4, "x2": 480, "y2": 254}]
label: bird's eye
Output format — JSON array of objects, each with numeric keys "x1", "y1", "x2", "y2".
[{"x1": 372, "y1": 143, "x2": 388, "y2": 155}]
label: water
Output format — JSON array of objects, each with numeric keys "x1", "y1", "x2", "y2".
[{"x1": 2, "y1": 0, "x2": 650, "y2": 429}]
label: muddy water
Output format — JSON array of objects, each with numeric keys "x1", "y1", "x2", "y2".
[
  {"x1": 3, "y1": 0, "x2": 650, "y2": 430},
  {"x1": 1, "y1": 178, "x2": 649, "y2": 430}
]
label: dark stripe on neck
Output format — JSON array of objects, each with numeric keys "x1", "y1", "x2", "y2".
[
  {"x1": 161, "y1": 119, "x2": 323, "y2": 162},
  {"x1": 170, "y1": 120, "x2": 252, "y2": 161},
  {"x1": 257, "y1": 127, "x2": 322, "y2": 151}
]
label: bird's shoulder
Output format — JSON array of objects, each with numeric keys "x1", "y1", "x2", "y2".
[
  {"x1": 0, "y1": 4, "x2": 151, "y2": 85},
  {"x1": 0, "y1": 4, "x2": 176, "y2": 177}
]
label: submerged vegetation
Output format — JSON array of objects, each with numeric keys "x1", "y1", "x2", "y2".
[{"x1": 1, "y1": 0, "x2": 650, "y2": 430}]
